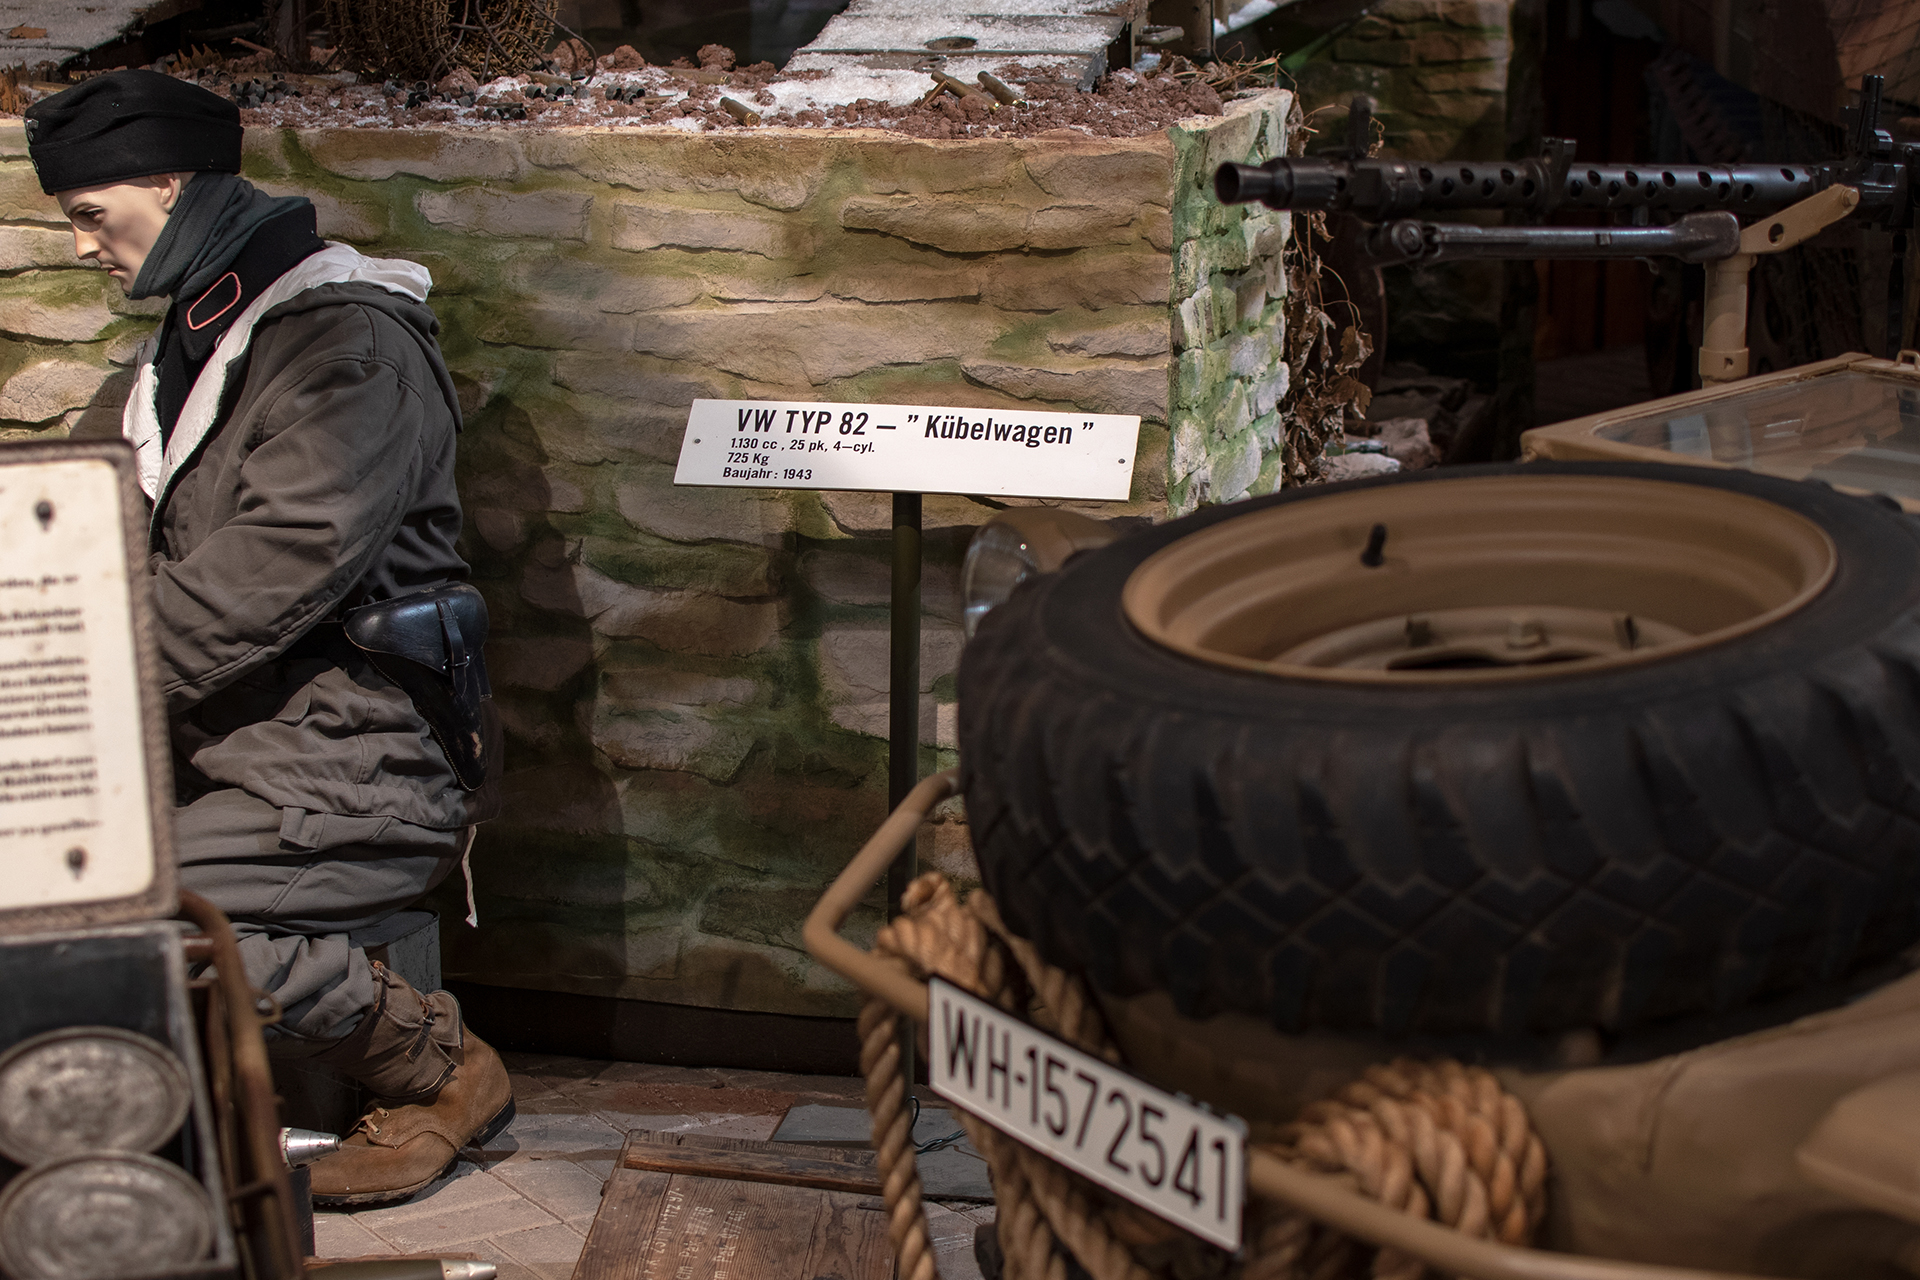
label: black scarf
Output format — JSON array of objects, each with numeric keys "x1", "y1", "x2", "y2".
[
  {"x1": 130, "y1": 172, "x2": 311, "y2": 302},
  {"x1": 149, "y1": 200, "x2": 324, "y2": 444}
]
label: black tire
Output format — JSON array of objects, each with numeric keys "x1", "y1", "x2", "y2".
[{"x1": 958, "y1": 462, "x2": 1920, "y2": 1038}]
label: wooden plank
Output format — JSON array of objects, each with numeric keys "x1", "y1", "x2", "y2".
[
  {"x1": 798, "y1": 1187, "x2": 894, "y2": 1280},
  {"x1": 674, "y1": 1177, "x2": 835, "y2": 1279},
  {"x1": 570, "y1": 1155, "x2": 676, "y2": 1280},
  {"x1": 627, "y1": 1129, "x2": 880, "y2": 1167},
  {"x1": 619, "y1": 1129, "x2": 883, "y2": 1197},
  {"x1": 573, "y1": 1132, "x2": 889, "y2": 1280},
  {"x1": 772, "y1": 1102, "x2": 993, "y2": 1201}
]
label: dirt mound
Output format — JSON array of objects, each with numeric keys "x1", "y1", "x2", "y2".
[
  {"x1": 9, "y1": 47, "x2": 1269, "y2": 140},
  {"x1": 802, "y1": 65, "x2": 1224, "y2": 139}
]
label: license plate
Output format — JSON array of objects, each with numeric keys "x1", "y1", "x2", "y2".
[{"x1": 927, "y1": 977, "x2": 1246, "y2": 1250}]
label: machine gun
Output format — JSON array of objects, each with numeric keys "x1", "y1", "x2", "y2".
[{"x1": 1214, "y1": 79, "x2": 1912, "y2": 383}]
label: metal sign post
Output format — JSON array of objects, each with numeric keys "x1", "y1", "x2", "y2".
[{"x1": 887, "y1": 492, "x2": 922, "y2": 916}]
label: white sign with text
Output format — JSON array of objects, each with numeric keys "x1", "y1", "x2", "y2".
[
  {"x1": 0, "y1": 457, "x2": 156, "y2": 909},
  {"x1": 674, "y1": 399, "x2": 1141, "y2": 500}
]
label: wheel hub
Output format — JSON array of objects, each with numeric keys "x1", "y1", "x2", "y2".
[{"x1": 1121, "y1": 474, "x2": 1837, "y2": 684}]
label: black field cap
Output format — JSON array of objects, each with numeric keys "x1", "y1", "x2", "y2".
[{"x1": 24, "y1": 69, "x2": 242, "y2": 195}]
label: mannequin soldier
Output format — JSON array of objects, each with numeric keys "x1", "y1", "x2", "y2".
[{"x1": 24, "y1": 70, "x2": 510, "y2": 1204}]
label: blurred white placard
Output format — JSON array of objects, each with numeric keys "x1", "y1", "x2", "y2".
[
  {"x1": 0, "y1": 457, "x2": 155, "y2": 909},
  {"x1": 675, "y1": 399, "x2": 1141, "y2": 500}
]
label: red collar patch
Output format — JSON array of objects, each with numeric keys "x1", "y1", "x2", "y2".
[{"x1": 185, "y1": 271, "x2": 244, "y2": 331}]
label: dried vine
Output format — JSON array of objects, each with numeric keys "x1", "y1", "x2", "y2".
[
  {"x1": 1275, "y1": 101, "x2": 1379, "y2": 485},
  {"x1": 1165, "y1": 53, "x2": 1287, "y2": 94},
  {"x1": 325, "y1": 0, "x2": 559, "y2": 83}
]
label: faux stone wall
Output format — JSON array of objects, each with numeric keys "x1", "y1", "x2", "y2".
[
  {"x1": 1166, "y1": 103, "x2": 1293, "y2": 514},
  {"x1": 0, "y1": 131, "x2": 161, "y2": 433},
  {"x1": 0, "y1": 93, "x2": 1293, "y2": 1017},
  {"x1": 1295, "y1": 0, "x2": 1515, "y2": 160}
]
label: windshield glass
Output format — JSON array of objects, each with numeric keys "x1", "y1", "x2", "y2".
[{"x1": 1594, "y1": 369, "x2": 1920, "y2": 501}]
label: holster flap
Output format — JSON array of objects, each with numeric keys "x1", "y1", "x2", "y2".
[
  {"x1": 341, "y1": 584, "x2": 495, "y2": 792},
  {"x1": 344, "y1": 583, "x2": 489, "y2": 675}
]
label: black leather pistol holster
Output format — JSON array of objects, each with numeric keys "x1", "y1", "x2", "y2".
[{"x1": 342, "y1": 584, "x2": 494, "y2": 791}]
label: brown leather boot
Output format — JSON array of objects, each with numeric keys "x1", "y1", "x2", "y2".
[{"x1": 308, "y1": 963, "x2": 515, "y2": 1205}]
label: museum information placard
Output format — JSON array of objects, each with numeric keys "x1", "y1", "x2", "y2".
[
  {"x1": 0, "y1": 448, "x2": 168, "y2": 922},
  {"x1": 675, "y1": 399, "x2": 1142, "y2": 500}
]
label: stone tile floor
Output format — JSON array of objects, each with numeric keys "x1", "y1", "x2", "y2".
[{"x1": 314, "y1": 1052, "x2": 994, "y2": 1280}]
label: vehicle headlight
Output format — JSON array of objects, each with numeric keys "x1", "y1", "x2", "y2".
[{"x1": 962, "y1": 508, "x2": 1119, "y2": 637}]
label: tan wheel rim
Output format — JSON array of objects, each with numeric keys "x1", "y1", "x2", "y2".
[{"x1": 1121, "y1": 474, "x2": 1838, "y2": 684}]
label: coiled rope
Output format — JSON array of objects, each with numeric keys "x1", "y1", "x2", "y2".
[{"x1": 861, "y1": 871, "x2": 1550, "y2": 1280}]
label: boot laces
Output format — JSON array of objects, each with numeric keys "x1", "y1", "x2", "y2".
[{"x1": 355, "y1": 1105, "x2": 392, "y2": 1137}]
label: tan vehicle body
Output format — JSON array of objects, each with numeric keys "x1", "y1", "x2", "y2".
[
  {"x1": 1522, "y1": 351, "x2": 1920, "y2": 515},
  {"x1": 1104, "y1": 968, "x2": 1920, "y2": 1276}
]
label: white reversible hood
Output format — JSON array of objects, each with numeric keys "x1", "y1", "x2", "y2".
[{"x1": 122, "y1": 243, "x2": 433, "y2": 506}]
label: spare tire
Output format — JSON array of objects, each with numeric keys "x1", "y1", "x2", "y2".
[{"x1": 958, "y1": 461, "x2": 1920, "y2": 1038}]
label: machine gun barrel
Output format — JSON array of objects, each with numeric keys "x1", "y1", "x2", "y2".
[
  {"x1": 1367, "y1": 212, "x2": 1741, "y2": 265},
  {"x1": 1217, "y1": 155, "x2": 1834, "y2": 220},
  {"x1": 1213, "y1": 79, "x2": 1910, "y2": 381}
]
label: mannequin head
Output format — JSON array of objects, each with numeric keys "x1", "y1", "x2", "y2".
[
  {"x1": 25, "y1": 69, "x2": 241, "y2": 291},
  {"x1": 55, "y1": 172, "x2": 191, "y2": 290}
]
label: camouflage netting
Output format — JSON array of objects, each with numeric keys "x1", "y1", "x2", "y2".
[{"x1": 325, "y1": 0, "x2": 558, "y2": 82}]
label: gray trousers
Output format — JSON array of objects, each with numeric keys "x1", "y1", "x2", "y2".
[{"x1": 176, "y1": 789, "x2": 465, "y2": 1045}]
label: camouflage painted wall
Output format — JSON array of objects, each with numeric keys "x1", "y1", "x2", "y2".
[{"x1": 0, "y1": 95, "x2": 1293, "y2": 1016}]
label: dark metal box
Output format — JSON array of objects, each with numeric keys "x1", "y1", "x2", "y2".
[{"x1": 0, "y1": 924, "x2": 239, "y2": 1279}]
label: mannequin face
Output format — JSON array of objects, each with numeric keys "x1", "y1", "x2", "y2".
[{"x1": 54, "y1": 172, "x2": 189, "y2": 291}]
